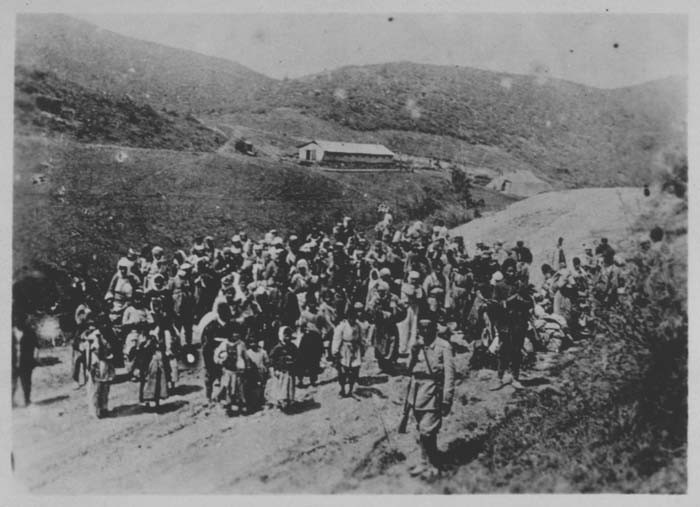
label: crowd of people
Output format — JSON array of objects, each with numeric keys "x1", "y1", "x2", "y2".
[{"x1": 13, "y1": 209, "x2": 637, "y2": 479}]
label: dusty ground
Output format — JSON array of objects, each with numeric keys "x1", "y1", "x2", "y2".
[
  {"x1": 12, "y1": 341, "x2": 563, "y2": 494},
  {"x1": 11, "y1": 186, "x2": 656, "y2": 494}
]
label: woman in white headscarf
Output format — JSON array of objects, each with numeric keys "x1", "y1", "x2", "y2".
[{"x1": 268, "y1": 326, "x2": 298, "y2": 411}]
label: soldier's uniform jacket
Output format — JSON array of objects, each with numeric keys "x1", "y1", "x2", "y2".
[{"x1": 409, "y1": 336, "x2": 455, "y2": 411}]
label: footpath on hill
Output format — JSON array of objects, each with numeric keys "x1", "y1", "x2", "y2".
[{"x1": 11, "y1": 186, "x2": 656, "y2": 493}]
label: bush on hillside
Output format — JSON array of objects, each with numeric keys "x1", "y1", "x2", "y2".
[
  {"x1": 445, "y1": 237, "x2": 687, "y2": 492},
  {"x1": 450, "y1": 167, "x2": 476, "y2": 209},
  {"x1": 657, "y1": 151, "x2": 687, "y2": 199}
]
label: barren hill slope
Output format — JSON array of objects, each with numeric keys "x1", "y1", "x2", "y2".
[
  {"x1": 16, "y1": 14, "x2": 276, "y2": 113},
  {"x1": 14, "y1": 66, "x2": 227, "y2": 151},
  {"x1": 451, "y1": 187, "x2": 657, "y2": 285}
]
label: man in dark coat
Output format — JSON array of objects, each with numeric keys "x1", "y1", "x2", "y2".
[
  {"x1": 12, "y1": 272, "x2": 58, "y2": 405},
  {"x1": 12, "y1": 318, "x2": 38, "y2": 407},
  {"x1": 12, "y1": 272, "x2": 57, "y2": 407},
  {"x1": 296, "y1": 302, "x2": 325, "y2": 387},
  {"x1": 512, "y1": 240, "x2": 533, "y2": 265},
  {"x1": 491, "y1": 259, "x2": 533, "y2": 390}
]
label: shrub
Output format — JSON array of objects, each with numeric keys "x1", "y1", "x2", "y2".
[
  {"x1": 658, "y1": 152, "x2": 687, "y2": 198},
  {"x1": 447, "y1": 235, "x2": 687, "y2": 492}
]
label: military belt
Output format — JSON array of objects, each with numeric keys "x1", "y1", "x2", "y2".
[{"x1": 412, "y1": 371, "x2": 442, "y2": 381}]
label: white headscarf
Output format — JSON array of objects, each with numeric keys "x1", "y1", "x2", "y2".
[{"x1": 278, "y1": 325, "x2": 290, "y2": 344}]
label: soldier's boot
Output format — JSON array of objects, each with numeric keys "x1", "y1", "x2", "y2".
[
  {"x1": 409, "y1": 435, "x2": 431, "y2": 476},
  {"x1": 421, "y1": 433, "x2": 441, "y2": 479}
]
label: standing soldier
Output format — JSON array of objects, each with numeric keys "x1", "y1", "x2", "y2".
[{"x1": 406, "y1": 319, "x2": 456, "y2": 479}]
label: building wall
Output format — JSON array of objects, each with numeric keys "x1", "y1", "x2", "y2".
[
  {"x1": 298, "y1": 144, "x2": 395, "y2": 165},
  {"x1": 323, "y1": 153, "x2": 394, "y2": 165},
  {"x1": 298, "y1": 144, "x2": 323, "y2": 162}
]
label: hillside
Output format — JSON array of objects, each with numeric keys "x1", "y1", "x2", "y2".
[
  {"x1": 235, "y1": 62, "x2": 686, "y2": 187},
  {"x1": 209, "y1": 108, "x2": 542, "y2": 181},
  {"x1": 451, "y1": 187, "x2": 656, "y2": 286},
  {"x1": 15, "y1": 15, "x2": 686, "y2": 190},
  {"x1": 14, "y1": 136, "x2": 489, "y2": 286},
  {"x1": 16, "y1": 14, "x2": 276, "y2": 113},
  {"x1": 14, "y1": 66, "x2": 227, "y2": 151}
]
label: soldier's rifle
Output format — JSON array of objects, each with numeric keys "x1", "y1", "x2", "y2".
[{"x1": 397, "y1": 374, "x2": 413, "y2": 434}]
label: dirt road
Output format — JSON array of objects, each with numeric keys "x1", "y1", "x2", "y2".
[
  {"x1": 11, "y1": 340, "x2": 567, "y2": 494},
  {"x1": 11, "y1": 186, "x2": 653, "y2": 493}
]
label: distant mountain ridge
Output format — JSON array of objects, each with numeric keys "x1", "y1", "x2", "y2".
[
  {"x1": 15, "y1": 14, "x2": 687, "y2": 188},
  {"x1": 238, "y1": 61, "x2": 686, "y2": 187}
]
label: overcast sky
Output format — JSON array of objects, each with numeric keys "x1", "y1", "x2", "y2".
[{"x1": 75, "y1": 13, "x2": 687, "y2": 88}]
